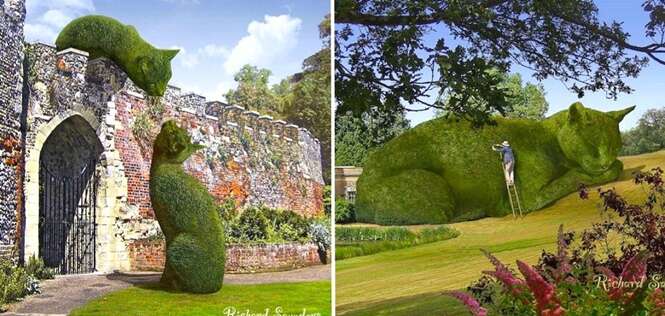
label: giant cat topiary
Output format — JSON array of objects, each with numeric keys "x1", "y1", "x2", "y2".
[
  {"x1": 149, "y1": 121, "x2": 225, "y2": 293},
  {"x1": 356, "y1": 102, "x2": 635, "y2": 225},
  {"x1": 55, "y1": 15, "x2": 178, "y2": 96}
]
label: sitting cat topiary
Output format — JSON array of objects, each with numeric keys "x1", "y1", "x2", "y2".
[
  {"x1": 356, "y1": 102, "x2": 635, "y2": 225},
  {"x1": 56, "y1": 15, "x2": 178, "y2": 96},
  {"x1": 149, "y1": 121, "x2": 225, "y2": 293}
]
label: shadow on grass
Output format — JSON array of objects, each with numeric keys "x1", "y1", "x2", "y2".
[{"x1": 339, "y1": 291, "x2": 471, "y2": 316}]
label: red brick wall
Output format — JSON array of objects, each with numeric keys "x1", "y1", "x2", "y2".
[
  {"x1": 127, "y1": 239, "x2": 165, "y2": 271},
  {"x1": 128, "y1": 239, "x2": 323, "y2": 273}
]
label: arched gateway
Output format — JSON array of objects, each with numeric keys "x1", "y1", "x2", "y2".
[
  {"x1": 38, "y1": 115, "x2": 102, "y2": 274},
  {"x1": 23, "y1": 112, "x2": 104, "y2": 274}
]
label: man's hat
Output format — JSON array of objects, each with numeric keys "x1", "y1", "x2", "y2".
[{"x1": 502, "y1": 141, "x2": 510, "y2": 146}]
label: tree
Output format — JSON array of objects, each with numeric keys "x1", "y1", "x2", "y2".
[
  {"x1": 336, "y1": 0, "x2": 665, "y2": 126},
  {"x1": 335, "y1": 109, "x2": 410, "y2": 166},
  {"x1": 436, "y1": 72, "x2": 549, "y2": 120},
  {"x1": 621, "y1": 108, "x2": 665, "y2": 155},
  {"x1": 225, "y1": 65, "x2": 280, "y2": 115},
  {"x1": 281, "y1": 16, "x2": 332, "y2": 183}
]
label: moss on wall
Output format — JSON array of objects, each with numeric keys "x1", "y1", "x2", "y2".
[
  {"x1": 55, "y1": 15, "x2": 178, "y2": 96},
  {"x1": 356, "y1": 102, "x2": 635, "y2": 225},
  {"x1": 149, "y1": 121, "x2": 225, "y2": 293}
]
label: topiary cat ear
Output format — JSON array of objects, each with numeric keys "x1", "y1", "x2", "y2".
[
  {"x1": 568, "y1": 102, "x2": 585, "y2": 123},
  {"x1": 162, "y1": 49, "x2": 179, "y2": 61},
  {"x1": 608, "y1": 106, "x2": 636, "y2": 122}
]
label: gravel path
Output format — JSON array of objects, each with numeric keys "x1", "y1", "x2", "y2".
[{"x1": 3, "y1": 264, "x2": 330, "y2": 315}]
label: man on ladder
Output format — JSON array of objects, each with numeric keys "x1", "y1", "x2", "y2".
[{"x1": 492, "y1": 141, "x2": 523, "y2": 218}]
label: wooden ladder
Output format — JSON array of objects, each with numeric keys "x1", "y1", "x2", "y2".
[{"x1": 505, "y1": 181, "x2": 523, "y2": 218}]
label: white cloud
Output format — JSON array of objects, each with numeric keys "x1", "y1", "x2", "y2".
[
  {"x1": 202, "y1": 44, "x2": 229, "y2": 57},
  {"x1": 24, "y1": 23, "x2": 58, "y2": 43},
  {"x1": 41, "y1": 9, "x2": 72, "y2": 28},
  {"x1": 207, "y1": 80, "x2": 236, "y2": 102},
  {"x1": 24, "y1": 0, "x2": 94, "y2": 43},
  {"x1": 223, "y1": 14, "x2": 302, "y2": 75},
  {"x1": 171, "y1": 46, "x2": 200, "y2": 68}
]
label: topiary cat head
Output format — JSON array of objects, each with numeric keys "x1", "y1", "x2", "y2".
[
  {"x1": 153, "y1": 120, "x2": 204, "y2": 164},
  {"x1": 557, "y1": 102, "x2": 634, "y2": 175}
]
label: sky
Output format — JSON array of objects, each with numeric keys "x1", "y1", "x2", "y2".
[
  {"x1": 399, "y1": 1, "x2": 665, "y2": 131},
  {"x1": 23, "y1": 0, "x2": 330, "y2": 101}
]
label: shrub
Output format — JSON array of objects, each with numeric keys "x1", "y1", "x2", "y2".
[
  {"x1": 150, "y1": 121, "x2": 225, "y2": 293},
  {"x1": 55, "y1": 15, "x2": 178, "y2": 96},
  {"x1": 323, "y1": 185, "x2": 331, "y2": 217},
  {"x1": 24, "y1": 255, "x2": 55, "y2": 280},
  {"x1": 224, "y1": 205, "x2": 321, "y2": 245},
  {"x1": 0, "y1": 258, "x2": 39, "y2": 310},
  {"x1": 335, "y1": 226, "x2": 459, "y2": 260},
  {"x1": 335, "y1": 198, "x2": 355, "y2": 224},
  {"x1": 356, "y1": 103, "x2": 632, "y2": 224},
  {"x1": 235, "y1": 207, "x2": 270, "y2": 241}
]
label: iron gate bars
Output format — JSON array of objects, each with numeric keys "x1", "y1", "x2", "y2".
[{"x1": 39, "y1": 158, "x2": 98, "y2": 274}]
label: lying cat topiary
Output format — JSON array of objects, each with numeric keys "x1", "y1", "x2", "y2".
[
  {"x1": 150, "y1": 121, "x2": 225, "y2": 293},
  {"x1": 56, "y1": 15, "x2": 178, "y2": 96},
  {"x1": 355, "y1": 102, "x2": 635, "y2": 225}
]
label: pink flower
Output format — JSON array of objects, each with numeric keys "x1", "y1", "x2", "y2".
[
  {"x1": 552, "y1": 225, "x2": 573, "y2": 284},
  {"x1": 517, "y1": 260, "x2": 564, "y2": 315},
  {"x1": 481, "y1": 249, "x2": 525, "y2": 295},
  {"x1": 446, "y1": 291, "x2": 488, "y2": 316},
  {"x1": 621, "y1": 251, "x2": 649, "y2": 283},
  {"x1": 600, "y1": 251, "x2": 651, "y2": 303}
]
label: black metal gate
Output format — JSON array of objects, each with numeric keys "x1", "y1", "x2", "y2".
[{"x1": 39, "y1": 159, "x2": 98, "y2": 274}]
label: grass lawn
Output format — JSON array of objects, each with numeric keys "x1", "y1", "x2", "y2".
[
  {"x1": 70, "y1": 281, "x2": 331, "y2": 316},
  {"x1": 336, "y1": 150, "x2": 665, "y2": 315}
]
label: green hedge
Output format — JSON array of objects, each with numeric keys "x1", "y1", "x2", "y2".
[
  {"x1": 334, "y1": 198, "x2": 355, "y2": 224},
  {"x1": 356, "y1": 103, "x2": 633, "y2": 225},
  {"x1": 335, "y1": 226, "x2": 459, "y2": 260},
  {"x1": 150, "y1": 121, "x2": 225, "y2": 294},
  {"x1": 56, "y1": 15, "x2": 178, "y2": 96}
]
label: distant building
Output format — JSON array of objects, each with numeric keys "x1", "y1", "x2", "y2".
[{"x1": 335, "y1": 166, "x2": 362, "y2": 202}]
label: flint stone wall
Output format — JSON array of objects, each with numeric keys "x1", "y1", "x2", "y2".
[{"x1": 0, "y1": 0, "x2": 25, "y2": 259}]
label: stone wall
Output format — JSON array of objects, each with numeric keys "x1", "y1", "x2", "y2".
[
  {"x1": 0, "y1": 0, "x2": 25, "y2": 259},
  {"x1": 129, "y1": 240, "x2": 322, "y2": 273}
]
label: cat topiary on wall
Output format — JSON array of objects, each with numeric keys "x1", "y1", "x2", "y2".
[
  {"x1": 55, "y1": 15, "x2": 178, "y2": 96},
  {"x1": 356, "y1": 102, "x2": 635, "y2": 225},
  {"x1": 149, "y1": 121, "x2": 225, "y2": 293}
]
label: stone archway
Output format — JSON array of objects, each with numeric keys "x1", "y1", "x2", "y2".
[{"x1": 23, "y1": 111, "x2": 103, "y2": 273}]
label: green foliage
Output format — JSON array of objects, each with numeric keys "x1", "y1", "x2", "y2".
[
  {"x1": 224, "y1": 205, "x2": 314, "y2": 244},
  {"x1": 131, "y1": 111, "x2": 154, "y2": 141},
  {"x1": 437, "y1": 72, "x2": 549, "y2": 121},
  {"x1": 335, "y1": 226, "x2": 459, "y2": 260},
  {"x1": 356, "y1": 103, "x2": 633, "y2": 225},
  {"x1": 323, "y1": 185, "x2": 331, "y2": 217},
  {"x1": 336, "y1": 0, "x2": 657, "y2": 126},
  {"x1": 335, "y1": 109, "x2": 409, "y2": 167},
  {"x1": 24, "y1": 255, "x2": 55, "y2": 280},
  {"x1": 149, "y1": 121, "x2": 225, "y2": 293},
  {"x1": 225, "y1": 65, "x2": 280, "y2": 115},
  {"x1": 334, "y1": 198, "x2": 355, "y2": 224},
  {"x1": 0, "y1": 258, "x2": 38, "y2": 309},
  {"x1": 621, "y1": 108, "x2": 665, "y2": 156},
  {"x1": 55, "y1": 15, "x2": 177, "y2": 96}
]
